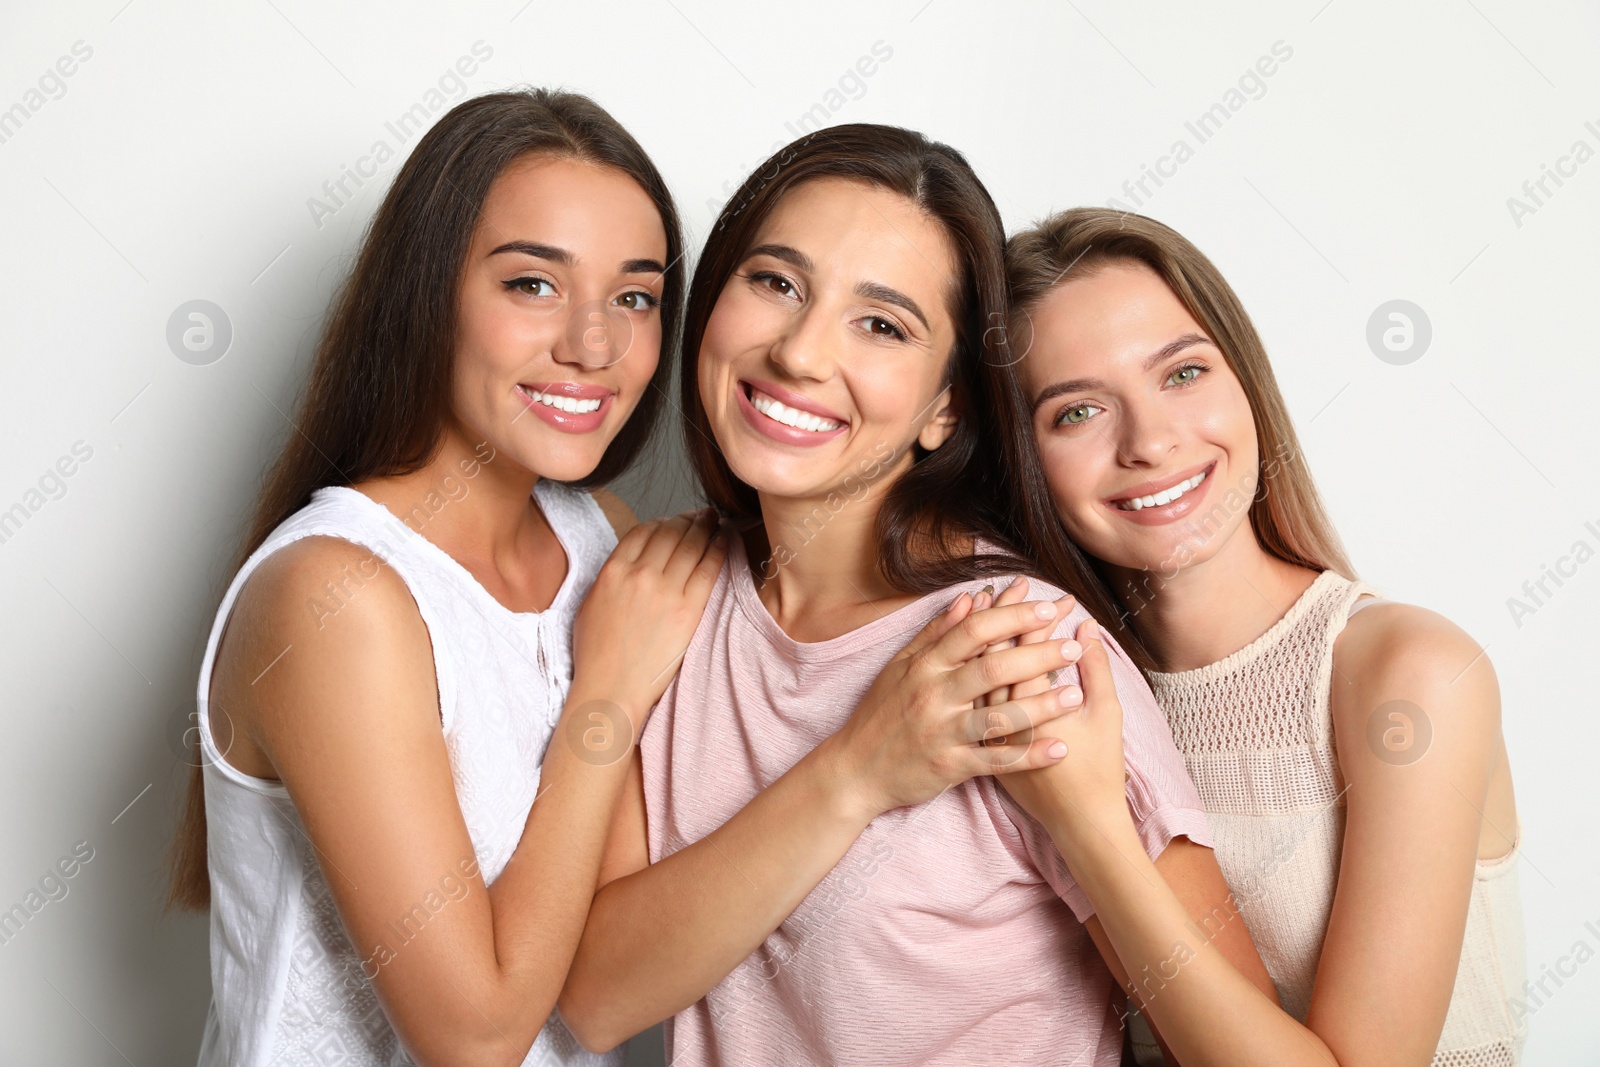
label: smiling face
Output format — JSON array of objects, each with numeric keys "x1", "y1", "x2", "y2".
[
  {"x1": 697, "y1": 177, "x2": 962, "y2": 504},
  {"x1": 1020, "y1": 260, "x2": 1259, "y2": 575},
  {"x1": 449, "y1": 154, "x2": 668, "y2": 482}
]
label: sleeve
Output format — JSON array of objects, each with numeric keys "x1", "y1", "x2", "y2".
[{"x1": 999, "y1": 600, "x2": 1214, "y2": 924}]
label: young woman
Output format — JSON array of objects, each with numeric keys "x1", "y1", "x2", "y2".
[
  {"x1": 557, "y1": 126, "x2": 1275, "y2": 1066},
  {"x1": 167, "y1": 90, "x2": 728, "y2": 1067},
  {"x1": 993, "y1": 207, "x2": 1525, "y2": 1065}
]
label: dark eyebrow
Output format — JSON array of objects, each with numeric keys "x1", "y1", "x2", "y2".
[
  {"x1": 855, "y1": 281, "x2": 929, "y2": 331},
  {"x1": 488, "y1": 241, "x2": 572, "y2": 264},
  {"x1": 1030, "y1": 332, "x2": 1217, "y2": 412},
  {"x1": 489, "y1": 243, "x2": 664, "y2": 277},
  {"x1": 742, "y1": 243, "x2": 813, "y2": 272}
]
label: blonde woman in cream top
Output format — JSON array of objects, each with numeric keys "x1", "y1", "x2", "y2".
[{"x1": 988, "y1": 207, "x2": 1525, "y2": 1066}]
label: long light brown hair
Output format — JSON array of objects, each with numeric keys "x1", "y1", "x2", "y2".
[
  {"x1": 167, "y1": 89, "x2": 685, "y2": 910},
  {"x1": 1002, "y1": 207, "x2": 1354, "y2": 658}
]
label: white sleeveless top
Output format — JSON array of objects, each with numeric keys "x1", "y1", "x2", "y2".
[
  {"x1": 193, "y1": 481, "x2": 622, "y2": 1067},
  {"x1": 1129, "y1": 571, "x2": 1526, "y2": 1066}
]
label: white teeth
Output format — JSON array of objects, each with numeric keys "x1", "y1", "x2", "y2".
[
  {"x1": 750, "y1": 390, "x2": 841, "y2": 432},
  {"x1": 1118, "y1": 469, "x2": 1207, "y2": 511},
  {"x1": 520, "y1": 386, "x2": 603, "y2": 414}
]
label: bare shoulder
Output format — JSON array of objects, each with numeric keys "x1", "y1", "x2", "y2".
[
  {"x1": 219, "y1": 536, "x2": 433, "y2": 708},
  {"x1": 1332, "y1": 600, "x2": 1501, "y2": 760},
  {"x1": 589, "y1": 488, "x2": 639, "y2": 540},
  {"x1": 232, "y1": 535, "x2": 421, "y2": 641},
  {"x1": 1338, "y1": 600, "x2": 1495, "y2": 690}
]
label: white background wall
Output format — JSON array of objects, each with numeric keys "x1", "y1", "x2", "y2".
[{"x1": 1, "y1": 1, "x2": 1595, "y2": 1063}]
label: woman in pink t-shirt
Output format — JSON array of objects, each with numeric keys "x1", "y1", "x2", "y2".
[{"x1": 558, "y1": 126, "x2": 1276, "y2": 1066}]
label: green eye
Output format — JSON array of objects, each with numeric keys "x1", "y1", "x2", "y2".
[
  {"x1": 1169, "y1": 364, "x2": 1202, "y2": 385},
  {"x1": 1058, "y1": 402, "x2": 1102, "y2": 427}
]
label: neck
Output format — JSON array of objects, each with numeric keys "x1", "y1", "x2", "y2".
[
  {"x1": 357, "y1": 425, "x2": 545, "y2": 573},
  {"x1": 1109, "y1": 526, "x2": 1320, "y2": 672},
  {"x1": 748, "y1": 460, "x2": 918, "y2": 642}
]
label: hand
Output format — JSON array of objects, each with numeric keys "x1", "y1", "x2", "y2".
[
  {"x1": 997, "y1": 618, "x2": 1132, "y2": 832},
  {"x1": 571, "y1": 508, "x2": 727, "y2": 725},
  {"x1": 972, "y1": 577, "x2": 1072, "y2": 709},
  {"x1": 826, "y1": 591, "x2": 1085, "y2": 818}
]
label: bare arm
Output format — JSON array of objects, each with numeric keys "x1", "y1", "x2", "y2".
[
  {"x1": 558, "y1": 593, "x2": 1086, "y2": 1052},
  {"x1": 214, "y1": 512, "x2": 722, "y2": 1067},
  {"x1": 1011, "y1": 611, "x2": 1507, "y2": 1067},
  {"x1": 1083, "y1": 840, "x2": 1281, "y2": 1066},
  {"x1": 977, "y1": 575, "x2": 1275, "y2": 1064}
]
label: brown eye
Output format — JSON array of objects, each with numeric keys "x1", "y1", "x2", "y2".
[
  {"x1": 505, "y1": 277, "x2": 555, "y2": 297},
  {"x1": 750, "y1": 271, "x2": 796, "y2": 297},
  {"x1": 866, "y1": 316, "x2": 906, "y2": 341}
]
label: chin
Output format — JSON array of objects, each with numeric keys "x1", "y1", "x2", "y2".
[
  {"x1": 505, "y1": 438, "x2": 608, "y2": 484},
  {"x1": 721, "y1": 454, "x2": 797, "y2": 499}
]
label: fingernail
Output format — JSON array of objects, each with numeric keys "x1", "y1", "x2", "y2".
[
  {"x1": 1059, "y1": 640, "x2": 1081, "y2": 661},
  {"x1": 951, "y1": 592, "x2": 971, "y2": 613},
  {"x1": 981, "y1": 584, "x2": 996, "y2": 598},
  {"x1": 1082, "y1": 618, "x2": 1099, "y2": 639},
  {"x1": 1048, "y1": 741, "x2": 1068, "y2": 759},
  {"x1": 1034, "y1": 602, "x2": 1056, "y2": 620},
  {"x1": 1058, "y1": 686, "x2": 1082, "y2": 707}
]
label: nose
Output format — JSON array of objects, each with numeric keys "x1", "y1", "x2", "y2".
[
  {"x1": 766, "y1": 303, "x2": 836, "y2": 383},
  {"x1": 1115, "y1": 399, "x2": 1179, "y2": 469},
  {"x1": 553, "y1": 298, "x2": 635, "y2": 371}
]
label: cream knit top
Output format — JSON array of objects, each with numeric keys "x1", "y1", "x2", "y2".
[{"x1": 1129, "y1": 571, "x2": 1526, "y2": 1066}]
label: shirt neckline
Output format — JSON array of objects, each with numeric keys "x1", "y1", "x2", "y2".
[
  {"x1": 315, "y1": 481, "x2": 580, "y2": 627},
  {"x1": 724, "y1": 526, "x2": 981, "y2": 663},
  {"x1": 1147, "y1": 568, "x2": 1342, "y2": 683}
]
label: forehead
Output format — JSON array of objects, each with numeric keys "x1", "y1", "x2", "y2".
[
  {"x1": 475, "y1": 155, "x2": 666, "y2": 254},
  {"x1": 755, "y1": 178, "x2": 959, "y2": 301},
  {"x1": 1022, "y1": 262, "x2": 1201, "y2": 381}
]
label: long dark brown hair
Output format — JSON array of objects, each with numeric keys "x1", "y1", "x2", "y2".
[
  {"x1": 168, "y1": 88, "x2": 684, "y2": 910},
  {"x1": 1002, "y1": 207, "x2": 1354, "y2": 664},
  {"x1": 679, "y1": 124, "x2": 1133, "y2": 642}
]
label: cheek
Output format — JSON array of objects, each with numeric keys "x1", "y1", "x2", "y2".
[
  {"x1": 1038, "y1": 438, "x2": 1098, "y2": 528},
  {"x1": 617, "y1": 317, "x2": 662, "y2": 387},
  {"x1": 1035, "y1": 430, "x2": 1122, "y2": 551},
  {"x1": 700, "y1": 300, "x2": 741, "y2": 379},
  {"x1": 697, "y1": 295, "x2": 761, "y2": 415},
  {"x1": 850, "y1": 361, "x2": 921, "y2": 430},
  {"x1": 456, "y1": 288, "x2": 540, "y2": 380},
  {"x1": 1204, "y1": 381, "x2": 1259, "y2": 475}
]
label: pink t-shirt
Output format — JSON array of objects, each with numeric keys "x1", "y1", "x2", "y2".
[{"x1": 638, "y1": 534, "x2": 1211, "y2": 1067}]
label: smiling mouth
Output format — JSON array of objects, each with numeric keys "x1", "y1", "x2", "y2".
[
  {"x1": 1111, "y1": 465, "x2": 1213, "y2": 511},
  {"x1": 745, "y1": 384, "x2": 845, "y2": 433},
  {"x1": 516, "y1": 385, "x2": 606, "y2": 415}
]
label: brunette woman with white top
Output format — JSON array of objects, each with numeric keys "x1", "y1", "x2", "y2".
[{"x1": 168, "y1": 90, "x2": 726, "y2": 1067}]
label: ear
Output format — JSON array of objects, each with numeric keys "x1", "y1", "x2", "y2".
[{"x1": 917, "y1": 386, "x2": 960, "y2": 452}]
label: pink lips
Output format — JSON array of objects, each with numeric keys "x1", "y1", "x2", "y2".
[
  {"x1": 1103, "y1": 461, "x2": 1217, "y2": 527},
  {"x1": 516, "y1": 381, "x2": 616, "y2": 435},
  {"x1": 735, "y1": 380, "x2": 849, "y2": 448}
]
